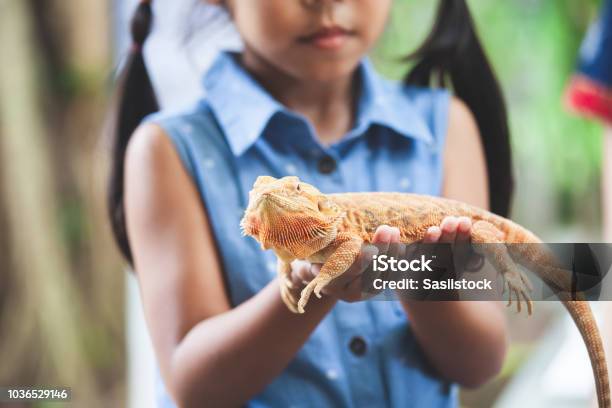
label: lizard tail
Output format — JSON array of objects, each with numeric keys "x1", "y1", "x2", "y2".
[
  {"x1": 513, "y1": 252, "x2": 611, "y2": 407},
  {"x1": 562, "y1": 298, "x2": 611, "y2": 408},
  {"x1": 466, "y1": 209, "x2": 611, "y2": 406},
  {"x1": 496, "y1": 221, "x2": 611, "y2": 407}
]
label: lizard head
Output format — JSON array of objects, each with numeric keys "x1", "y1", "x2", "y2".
[{"x1": 240, "y1": 175, "x2": 344, "y2": 253}]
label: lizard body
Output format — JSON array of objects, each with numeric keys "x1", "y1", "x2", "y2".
[{"x1": 240, "y1": 175, "x2": 610, "y2": 407}]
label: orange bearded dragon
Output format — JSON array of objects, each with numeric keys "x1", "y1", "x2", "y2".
[{"x1": 240, "y1": 175, "x2": 610, "y2": 407}]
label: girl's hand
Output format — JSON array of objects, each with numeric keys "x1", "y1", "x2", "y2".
[
  {"x1": 366, "y1": 216, "x2": 483, "y2": 273},
  {"x1": 423, "y1": 215, "x2": 472, "y2": 245},
  {"x1": 423, "y1": 216, "x2": 484, "y2": 271},
  {"x1": 287, "y1": 216, "x2": 484, "y2": 304},
  {"x1": 288, "y1": 243, "x2": 378, "y2": 303}
]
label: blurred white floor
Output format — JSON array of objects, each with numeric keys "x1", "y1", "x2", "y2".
[
  {"x1": 126, "y1": 273, "x2": 156, "y2": 408},
  {"x1": 495, "y1": 303, "x2": 604, "y2": 408}
]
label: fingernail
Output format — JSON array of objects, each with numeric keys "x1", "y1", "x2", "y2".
[
  {"x1": 443, "y1": 219, "x2": 457, "y2": 232},
  {"x1": 458, "y1": 217, "x2": 471, "y2": 232}
]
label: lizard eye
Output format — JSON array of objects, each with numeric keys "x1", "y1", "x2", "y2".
[{"x1": 296, "y1": 183, "x2": 302, "y2": 192}]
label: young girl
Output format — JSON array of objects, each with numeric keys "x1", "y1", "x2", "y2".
[{"x1": 110, "y1": 0, "x2": 511, "y2": 406}]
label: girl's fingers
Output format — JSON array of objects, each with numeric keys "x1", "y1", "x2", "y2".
[
  {"x1": 455, "y1": 216, "x2": 472, "y2": 243},
  {"x1": 390, "y1": 227, "x2": 401, "y2": 243},
  {"x1": 373, "y1": 225, "x2": 394, "y2": 254},
  {"x1": 332, "y1": 245, "x2": 378, "y2": 294},
  {"x1": 372, "y1": 224, "x2": 393, "y2": 242},
  {"x1": 363, "y1": 244, "x2": 380, "y2": 271},
  {"x1": 423, "y1": 226, "x2": 442, "y2": 243},
  {"x1": 296, "y1": 262, "x2": 315, "y2": 284},
  {"x1": 342, "y1": 275, "x2": 364, "y2": 302},
  {"x1": 454, "y1": 216, "x2": 474, "y2": 270},
  {"x1": 322, "y1": 266, "x2": 360, "y2": 295},
  {"x1": 323, "y1": 267, "x2": 364, "y2": 301},
  {"x1": 439, "y1": 216, "x2": 459, "y2": 243},
  {"x1": 309, "y1": 263, "x2": 322, "y2": 279},
  {"x1": 308, "y1": 263, "x2": 328, "y2": 292},
  {"x1": 326, "y1": 228, "x2": 397, "y2": 299},
  {"x1": 289, "y1": 260, "x2": 308, "y2": 286},
  {"x1": 373, "y1": 224, "x2": 394, "y2": 242},
  {"x1": 387, "y1": 226, "x2": 401, "y2": 261},
  {"x1": 347, "y1": 244, "x2": 378, "y2": 276}
]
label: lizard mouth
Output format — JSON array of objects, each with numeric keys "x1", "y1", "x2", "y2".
[{"x1": 240, "y1": 193, "x2": 272, "y2": 237}]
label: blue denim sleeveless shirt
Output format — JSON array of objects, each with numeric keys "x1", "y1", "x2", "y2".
[{"x1": 146, "y1": 51, "x2": 457, "y2": 408}]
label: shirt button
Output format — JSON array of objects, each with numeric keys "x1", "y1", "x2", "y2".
[
  {"x1": 317, "y1": 155, "x2": 337, "y2": 174},
  {"x1": 349, "y1": 336, "x2": 367, "y2": 356}
]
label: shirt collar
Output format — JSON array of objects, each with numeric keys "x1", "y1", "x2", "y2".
[
  {"x1": 354, "y1": 58, "x2": 434, "y2": 146},
  {"x1": 202, "y1": 51, "x2": 433, "y2": 157}
]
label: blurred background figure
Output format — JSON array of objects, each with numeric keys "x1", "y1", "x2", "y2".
[
  {"x1": 564, "y1": 0, "x2": 612, "y2": 241},
  {"x1": 0, "y1": 0, "x2": 607, "y2": 407}
]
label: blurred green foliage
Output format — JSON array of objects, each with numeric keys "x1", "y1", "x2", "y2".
[{"x1": 373, "y1": 0, "x2": 604, "y2": 229}]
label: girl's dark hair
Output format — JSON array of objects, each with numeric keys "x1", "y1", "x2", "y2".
[
  {"x1": 108, "y1": 1, "x2": 159, "y2": 264},
  {"x1": 405, "y1": 0, "x2": 514, "y2": 217}
]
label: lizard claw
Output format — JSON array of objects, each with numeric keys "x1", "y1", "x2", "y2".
[
  {"x1": 298, "y1": 277, "x2": 331, "y2": 313},
  {"x1": 502, "y1": 269, "x2": 533, "y2": 316},
  {"x1": 298, "y1": 278, "x2": 330, "y2": 313},
  {"x1": 313, "y1": 279, "x2": 331, "y2": 299},
  {"x1": 524, "y1": 292, "x2": 533, "y2": 316},
  {"x1": 281, "y1": 284, "x2": 299, "y2": 313},
  {"x1": 298, "y1": 281, "x2": 316, "y2": 314}
]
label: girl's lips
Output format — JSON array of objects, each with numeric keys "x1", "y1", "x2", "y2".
[{"x1": 299, "y1": 26, "x2": 354, "y2": 50}]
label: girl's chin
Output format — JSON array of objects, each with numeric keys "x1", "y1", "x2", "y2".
[{"x1": 287, "y1": 58, "x2": 361, "y2": 82}]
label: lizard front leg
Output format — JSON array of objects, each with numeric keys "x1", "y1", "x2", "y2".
[{"x1": 297, "y1": 234, "x2": 363, "y2": 314}]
